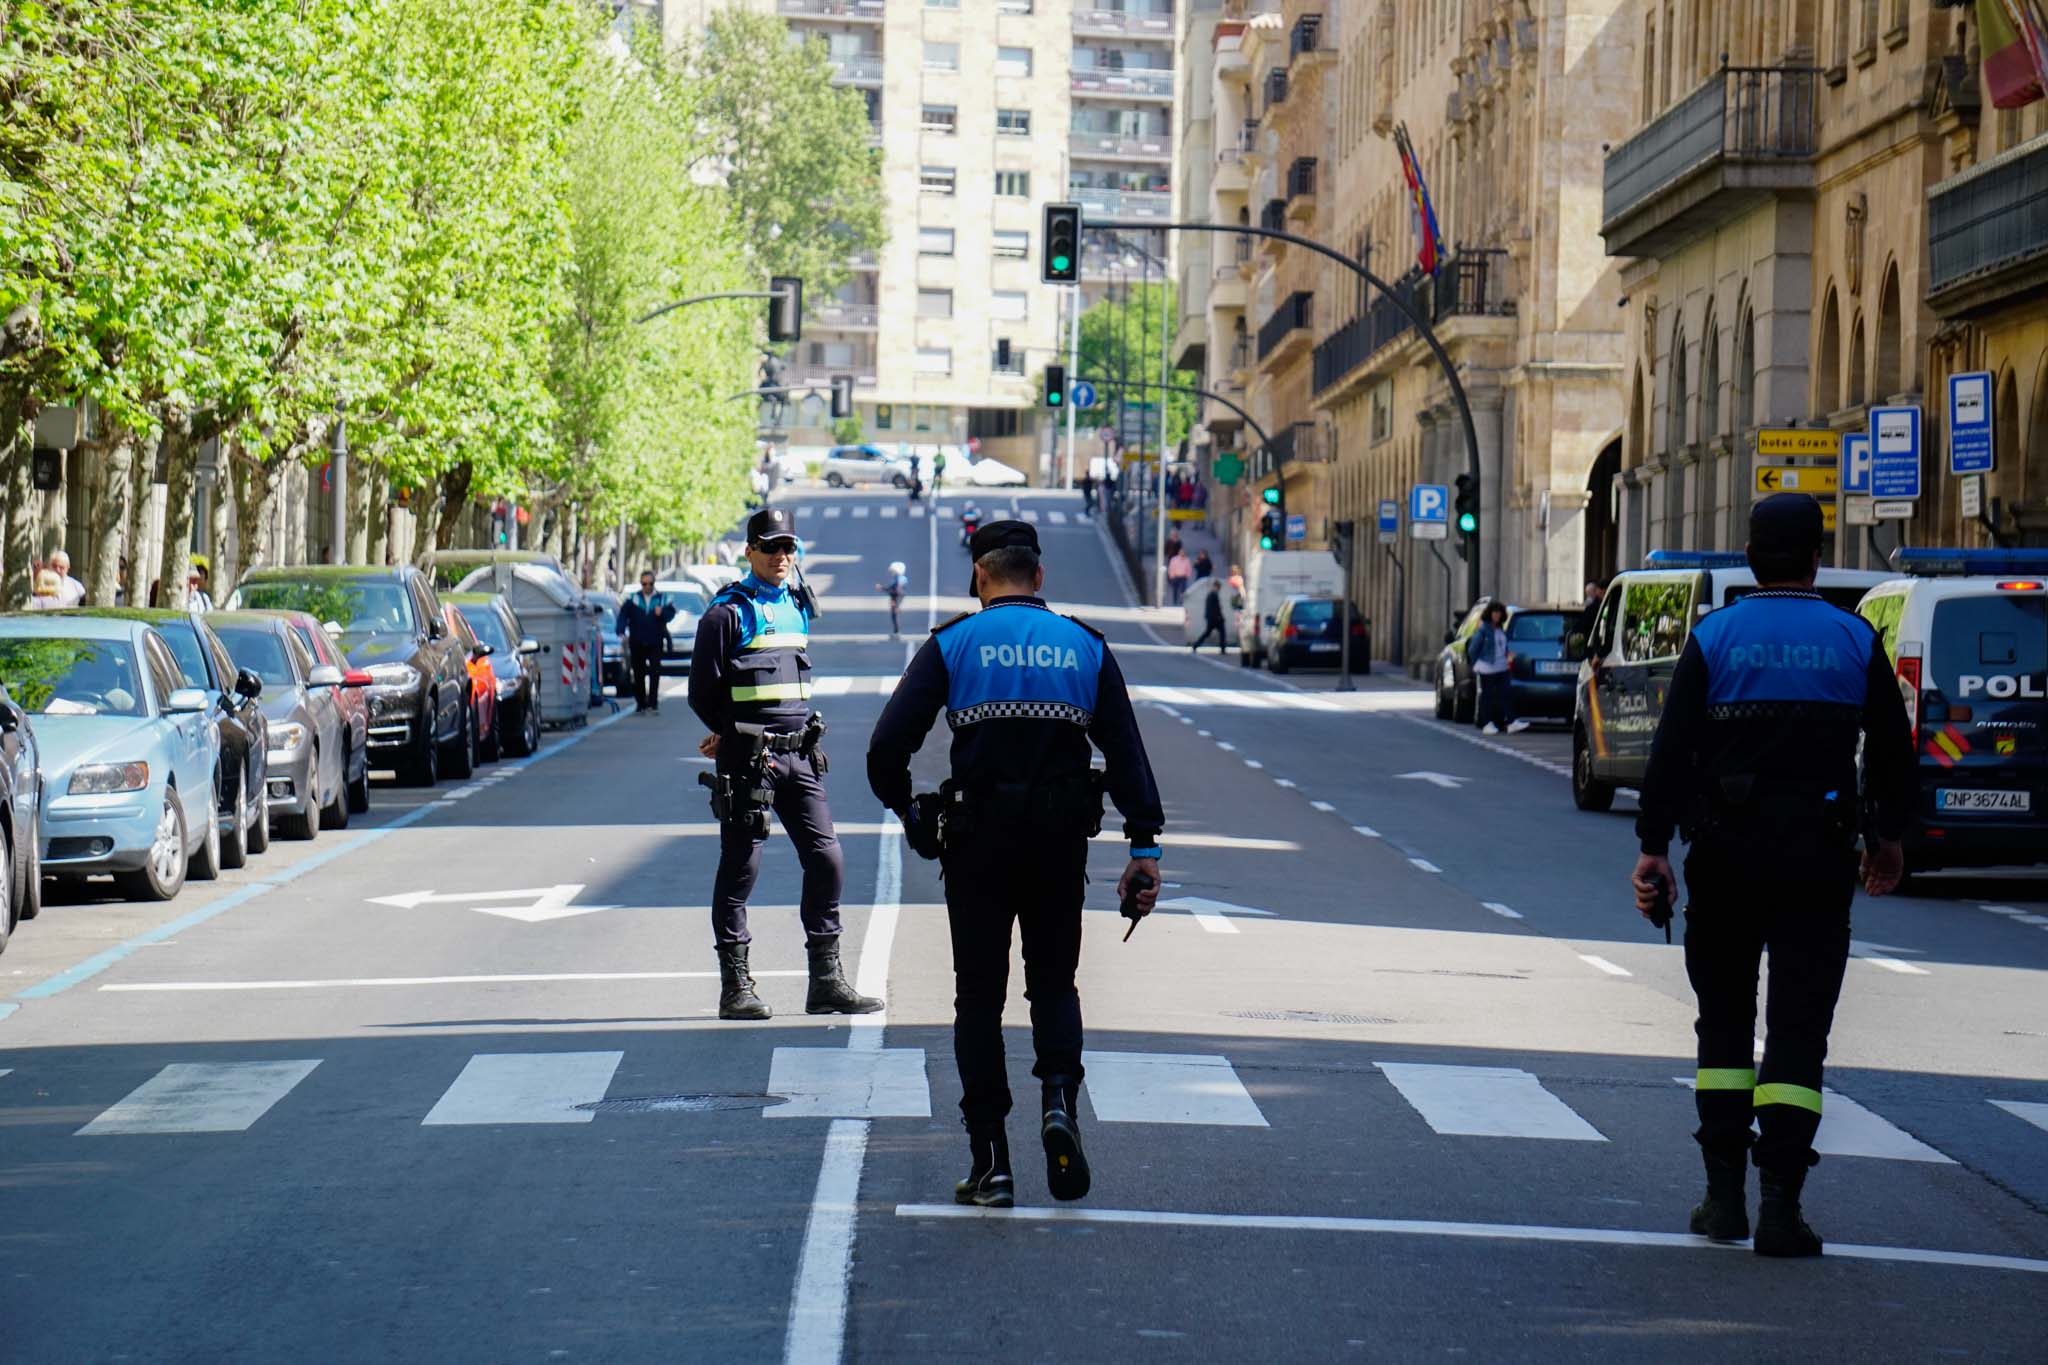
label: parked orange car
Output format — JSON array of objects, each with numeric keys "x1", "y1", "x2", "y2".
[{"x1": 442, "y1": 602, "x2": 501, "y2": 764}]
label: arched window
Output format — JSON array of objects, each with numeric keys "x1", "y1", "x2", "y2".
[
  {"x1": 1816, "y1": 288, "x2": 1841, "y2": 414},
  {"x1": 1996, "y1": 369, "x2": 2022, "y2": 518},
  {"x1": 2028, "y1": 364, "x2": 2048, "y2": 508},
  {"x1": 1876, "y1": 265, "x2": 1904, "y2": 400},
  {"x1": 1848, "y1": 318, "x2": 1867, "y2": 409},
  {"x1": 1699, "y1": 319, "x2": 1721, "y2": 546},
  {"x1": 1735, "y1": 309, "x2": 1757, "y2": 433},
  {"x1": 1669, "y1": 326, "x2": 1690, "y2": 453},
  {"x1": 1702, "y1": 319, "x2": 1723, "y2": 438},
  {"x1": 1627, "y1": 366, "x2": 1645, "y2": 470}
]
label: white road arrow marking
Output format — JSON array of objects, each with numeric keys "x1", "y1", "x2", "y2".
[
  {"x1": 1395, "y1": 770, "x2": 1468, "y2": 790},
  {"x1": 1155, "y1": 896, "x2": 1278, "y2": 935},
  {"x1": 366, "y1": 884, "x2": 616, "y2": 924},
  {"x1": 1848, "y1": 940, "x2": 1931, "y2": 975}
]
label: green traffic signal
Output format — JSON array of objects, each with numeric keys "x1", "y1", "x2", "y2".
[
  {"x1": 1260, "y1": 534, "x2": 1276, "y2": 550},
  {"x1": 1458, "y1": 512, "x2": 1478, "y2": 534},
  {"x1": 1051, "y1": 254, "x2": 1071, "y2": 273},
  {"x1": 1261, "y1": 487, "x2": 1282, "y2": 506}
]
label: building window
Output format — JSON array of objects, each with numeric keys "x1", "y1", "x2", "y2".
[
  {"x1": 914, "y1": 406, "x2": 934, "y2": 432},
  {"x1": 926, "y1": 0, "x2": 959, "y2": 8},
  {"x1": 997, "y1": 108, "x2": 1032, "y2": 137},
  {"x1": 918, "y1": 288, "x2": 954, "y2": 319},
  {"x1": 996, "y1": 46, "x2": 1032, "y2": 77},
  {"x1": 875, "y1": 403, "x2": 895, "y2": 431},
  {"x1": 921, "y1": 104, "x2": 957, "y2": 134},
  {"x1": 919, "y1": 226, "x2": 956, "y2": 256},
  {"x1": 996, "y1": 0, "x2": 1033, "y2": 13},
  {"x1": 915, "y1": 346, "x2": 953, "y2": 375},
  {"x1": 920, "y1": 165, "x2": 957, "y2": 195},
  {"x1": 993, "y1": 170, "x2": 1031, "y2": 198},
  {"x1": 969, "y1": 408, "x2": 1022, "y2": 439},
  {"x1": 991, "y1": 290, "x2": 1028, "y2": 321},
  {"x1": 993, "y1": 230, "x2": 1029, "y2": 259},
  {"x1": 1369, "y1": 380, "x2": 1393, "y2": 444},
  {"x1": 924, "y1": 41, "x2": 959, "y2": 72}
]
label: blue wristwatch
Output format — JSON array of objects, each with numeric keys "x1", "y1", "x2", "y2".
[{"x1": 1129, "y1": 846, "x2": 1162, "y2": 860}]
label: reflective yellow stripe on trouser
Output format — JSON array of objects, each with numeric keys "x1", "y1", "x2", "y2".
[
  {"x1": 1753, "y1": 1082, "x2": 1824, "y2": 1114},
  {"x1": 730, "y1": 682, "x2": 814, "y2": 702},
  {"x1": 1696, "y1": 1068, "x2": 1757, "y2": 1091}
]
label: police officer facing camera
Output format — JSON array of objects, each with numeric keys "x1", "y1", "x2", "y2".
[
  {"x1": 1632, "y1": 492, "x2": 1914, "y2": 1258},
  {"x1": 689, "y1": 506, "x2": 881, "y2": 1021},
  {"x1": 867, "y1": 519, "x2": 1163, "y2": 1209}
]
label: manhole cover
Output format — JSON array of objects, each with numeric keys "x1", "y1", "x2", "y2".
[
  {"x1": 1226, "y1": 1010, "x2": 1398, "y2": 1026},
  {"x1": 576, "y1": 1093, "x2": 781, "y2": 1115}
]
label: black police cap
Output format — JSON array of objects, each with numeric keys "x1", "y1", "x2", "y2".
[
  {"x1": 967, "y1": 519, "x2": 1040, "y2": 560},
  {"x1": 1748, "y1": 492, "x2": 1824, "y2": 555},
  {"x1": 746, "y1": 506, "x2": 799, "y2": 545}
]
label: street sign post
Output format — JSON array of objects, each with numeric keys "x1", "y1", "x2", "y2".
[
  {"x1": 1285, "y1": 513, "x2": 1306, "y2": 543},
  {"x1": 1874, "y1": 500, "x2": 1916, "y2": 520},
  {"x1": 1409, "y1": 483, "x2": 1449, "y2": 541},
  {"x1": 1841, "y1": 432, "x2": 1872, "y2": 495},
  {"x1": 1870, "y1": 405, "x2": 1922, "y2": 501},
  {"x1": 1070, "y1": 380, "x2": 1097, "y2": 410},
  {"x1": 1961, "y1": 473, "x2": 1983, "y2": 520},
  {"x1": 1755, "y1": 465, "x2": 1840, "y2": 495},
  {"x1": 1377, "y1": 498, "x2": 1400, "y2": 544},
  {"x1": 1948, "y1": 370, "x2": 1994, "y2": 474}
]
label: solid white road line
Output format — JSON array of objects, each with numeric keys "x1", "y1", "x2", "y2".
[
  {"x1": 1080, "y1": 1051, "x2": 1268, "y2": 1127},
  {"x1": 421, "y1": 1052, "x2": 623, "y2": 1126},
  {"x1": 765, "y1": 1049, "x2": 931, "y2": 1118},
  {"x1": 1182, "y1": 904, "x2": 1240, "y2": 935},
  {"x1": 891, "y1": 1205, "x2": 2048, "y2": 1275},
  {"x1": 1673, "y1": 1080, "x2": 1954, "y2": 1163},
  {"x1": 1409, "y1": 857, "x2": 1441, "y2": 874},
  {"x1": 100, "y1": 970, "x2": 807, "y2": 992},
  {"x1": 1093, "y1": 831, "x2": 1301, "y2": 852},
  {"x1": 1578, "y1": 955, "x2": 1631, "y2": 977},
  {"x1": 1483, "y1": 902, "x2": 1524, "y2": 920},
  {"x1": 1993, "y1": 1099, "x2": 2048, "y2": 1136},
  {"x1": 1378, "y1": 1062, "x2": 1606, "y2": 1142},
  {"x1": 79, "y1": 1060, "x2": 321, "y2": 1136}
]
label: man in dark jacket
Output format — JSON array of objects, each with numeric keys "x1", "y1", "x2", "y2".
[
  {"x1": 616, "y1": 571, "x2": 676, "y2": 713},
  {"x1": 1191, "y1": 579, "x2": 1227, "y2": 653}
]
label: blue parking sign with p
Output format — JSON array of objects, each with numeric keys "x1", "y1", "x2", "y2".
[
  {"x1": 1841, "y1": 432, "x2": 1871, "y2": 495},
  {"x1": 1411, "y1": 484, "x2": 1448, "y2": 523}
]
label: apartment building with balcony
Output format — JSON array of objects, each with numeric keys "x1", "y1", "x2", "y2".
[{"x1": 1173, "y1": 1, "x2": 1224, "y2": 432}]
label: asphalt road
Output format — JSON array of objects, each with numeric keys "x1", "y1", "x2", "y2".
[{"x1": 3, "y1": 483, "x2": 2044, "y2": 1363}]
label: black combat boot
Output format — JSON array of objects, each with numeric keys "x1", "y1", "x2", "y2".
[
  {"x1": 954, "y1": 1124, "x2": 1014, "y2": 1208},
  {"x1": 1753, "y1": 1164, "x2": 1823, "y2": 1258},
  {"x1": 1040, "y1": 1078, "x2": 1091, "y2": 1202},
  {"x1": 717, "y1": 943, "x2": 772, "y2": 1021},
  {"x1": 1688, "y1": 1147, "x2": 1751, "y2": 1243},
  {"x1": 804, "y1": 935, "x2": 883, "y2": 1014}
]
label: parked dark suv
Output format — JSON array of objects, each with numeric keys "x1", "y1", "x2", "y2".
[{"x1": 227, "y1": 565, "x2": 471, "y2": 786}]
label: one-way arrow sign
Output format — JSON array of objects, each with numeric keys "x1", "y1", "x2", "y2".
[
  {"x1": 367, "y1": 884, "x2": 615, "y2": 924},
  {"x1": 1395, "y1": 771, "x2": 1468, "y2": 790}
]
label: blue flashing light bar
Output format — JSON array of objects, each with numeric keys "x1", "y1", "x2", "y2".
[
  {"x1": 1890, "y1": 547, "x2": 2048, "y2": 577},
  {"x1": 1643, "y1": 550, "x2": 1748, "y2": 569}
]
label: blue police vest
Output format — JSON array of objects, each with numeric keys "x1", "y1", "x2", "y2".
[
  {"x1": 937, "y1": 601, "x2": 1103, "y2": 729},
  {"x1": 1690, "y1": 592, "x2": 1874, "y2": 709},
  {"x1": 716, "y1": 575, "x2": 812, "y2": 716}
]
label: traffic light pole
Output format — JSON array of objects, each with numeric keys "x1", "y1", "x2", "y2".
[
  {"x1": 1076, "y1": 377, "x2": 1274, "y2": 464},
  {"x1": 636, "y1": 289, "x2": 787, "y2": 325},
  {"x1": 1085, "y1": 218, "x2": 1483, "y2": 608},
  {"x1": 1064, "y1": 284, "x2": 1081, "y2": 491}
]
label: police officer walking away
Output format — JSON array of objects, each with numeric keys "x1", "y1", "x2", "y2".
[
  {"x1": 689, "y1": 507, "x2": 881, "y2": 1021},
  {"x1": 1631, "y1": 493, "x2": 1914, "y2": 1257},
  {"x1": 617, "y1": 570, "x2": 675, "y2": 714},
  {"x1": 867, "y1": 520, "x2": 1163, "y2": 1209}
]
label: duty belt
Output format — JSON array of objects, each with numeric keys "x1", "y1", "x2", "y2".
[
  {"x1": 697, "y1": 713, "x2": 830, "y2": 833},
  {"x1": 933, "y1": 770, "x2": 1106, "y2": 847}
]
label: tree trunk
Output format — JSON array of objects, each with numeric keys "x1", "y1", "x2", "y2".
[
  {"x1": 86, "y1": 429, "x2": 135, "y2": 605},
  {"x1": 232, "y1": 448, "x2": 278, "y2": 577},
  {"x1": 433, "y1": 462, "x2": 473, "y2": 552},
  {"x1": 0, "y1": 389, "x2": 29, "y2": 609},
  {"x1": 365, "y1": 464, "x2": 388, "y2": 566},
  {"x1": 157, "y1": 429, "x2": 197, "y2": 610},
  {"x1": 125, "y1": 434, "x2": 156, "y2": 604},
  {"x1": 346, "y1": 455, "x2": 371, "y2": 563}
]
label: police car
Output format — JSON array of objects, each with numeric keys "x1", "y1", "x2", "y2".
[
  {"x1": 1570, "y1": 552, "x2": 1894, "y2": 811},
  {"x1": 1854, "y1": 549, "x2": 2047, "y2": 873}
]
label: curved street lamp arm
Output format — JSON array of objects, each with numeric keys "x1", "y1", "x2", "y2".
[
  {"x1": 1079, "y1": 375, "x2": 1273, "y2": 460},
  {"x1": 638, "y1": 290, "x2": 782, "y2": 325}
]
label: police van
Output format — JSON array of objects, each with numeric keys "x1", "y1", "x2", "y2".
[
  {"x1": 1854, "y1": 549, "x2": 2048, "y2": 872},
  {"x1": 1570, "y1": 552, "x2": 1894, "y2": 811}
]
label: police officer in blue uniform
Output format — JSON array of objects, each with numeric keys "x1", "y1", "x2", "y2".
[
  {"x1": 867, "y1": 519, "x2": 1163, "y2": 1208},
  {"x1": 689, "y1": 506, "x2": 881, "y2": 1021},
  {"x1": 1633, "y1": 494, "x2": 1914, "y2": 1257}
]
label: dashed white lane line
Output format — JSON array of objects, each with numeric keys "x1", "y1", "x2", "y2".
[
  {"x1": 1409, "y1": 858, "x2": 1441, "y2": 874},
  {"x1": 1578, "y1": 955, "x2": 1631, "y2": 978},
  {"x1": 1483, "y1": 902, "x2": 1524, "y2": 920},
  {"x1": 1216, "y1": 742, "x2": 1237, "y2": 752},
  {"x1": 1353, "y1": 825, "x2": 1381, "y2": 839},
  {"x1": 1197, "y1": 730, "x2": 1212, "y2": 738},
  {"x1": 1244, "y1": 760, "x2": 1264, "y2": 770},
  {"x1": 1273, "y1": 778, "x2": 1296, "y2": 788},
  {"x1": 1310, "y1": 800, "x2": 1335, "y2": 812},
  {"x1": 1401, "y1": 714, "x2": 1573, "y2": 779}
]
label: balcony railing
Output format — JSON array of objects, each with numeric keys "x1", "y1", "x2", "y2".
[
  {"x1": 1073, "y1": 186, "x2": 1172, "y2": 220},
  {"x1": 1287, "y1": 157, "x2": 1317, "y2": 200},
  {"x1": 1289, "y1": 15, "x2": 1323, "y2": 62},
  {"x1": 785, "y1": 361, "x2": 878, "y2": 388},
  {"x1": 1270, "y1": 420, "x2": 1329, "y2": 465},
  {"x1": 1235, "y1": 234, "x2": 1255, "y2": 264},
  {"x1": 1072, "y1": 67, "x2": 1175, "y2": 99},
  {"x1": 828, "y1": 51, "x2": 885, "y2": 84},
  {"x1": 1928, "y1": 134, "x2": 2048, "y2": 313},
  {"x1": 811, "y1": 300, "x2": 880, "y2": 329},
  {"x1": 777, "y1": 0, "x2": 885, "y2": 19},
  {"x1": 1071, "y1": 130, "x2": 1172, "y2": 161},
  {"x1": 1215, "y1": 145, "x2": 1244, "y2": 169},
  {"x1": 1257, "y1": 290, "x2": 1313, "y2": 361},
  {"x1": 1264, "y1": 67, "x2": 1289, "y2": 112},
  {"x1": 1230, "y1": 336, "x2": 1253, "y2": 371},
  {"x1": 1242, "y1": 118, "x2": 1261, "y2": 152},
  {"x1": 1259, "y1": 198, "x2": 1287, "y2": 233},
  {"x1": 1431, "y1": 246, "x2": 1516, "y2": 323},
  {"x1": 1074, "y1": 8, "x2": 1175, "y2": 40},
  {"x1": 1602, "y1": 65, "x2": 1820, "y2": 258},
  {"x1": 1311, "y1": 250, "x2": 1517, "y2": 395}
]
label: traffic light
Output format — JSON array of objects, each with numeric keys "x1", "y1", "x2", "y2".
[
  {"x1": 1454, "y1": 472, "x2": 1479, "y2": 535},
  {"x1": 768, "y1": 276, "x2": 803, "y2": 343},
  {"x1": 1044, "y1": 363, "x2": 1066, "y2": 409},
  {"x1": 1259, "y1": 509, "x2": 1283, "y2": 551},
  {"x1": 995, "y1": 337, "x2": 1012, "y2": 370},
  {"x1": 830, "y1": 375, "x2": 854, "y2": 420},
  {"x1": 1042, "y1": 203, "x2": 1081, "y2": 284},
  {"x1": 1261, "y1": 486, "x2": 1282, "y2": 507}
]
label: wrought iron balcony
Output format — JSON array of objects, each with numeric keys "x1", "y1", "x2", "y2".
[
  {"x1": 811, "y1": 300, "x2": 880, "y2": 329},
  {"x1": 1259, "y1": 198, "x2": 1287, "y2": 233},
  {"x1": 1271, "y1": 420, "x2": 1329, "y2": 465},
  {"x1": 1074, "y1": 186, "x2": 1172, "y2": 220},
  {"x1": 1072, "y1": 67, "x2": 1175, "y2": 100},
  {"x1": 828, "y1": 51, "x2": 885, "y2": 85},
  {"x1": 1074, "y1": 8, "x2": 1175, "y2": 40},
  {"x1": 1230, "y1": 336, "x2": 1254, "y2": 372},
  {"x1": 1928, "y1": 135, "x2": 2048, "y2": 316},
  {"x1": 1312, "y1": 250, "x2": 1517, "y2": 397},
  {"x1": 1071, "y1": 130, "x2": 1173, "y2": 162},
  {"x1": 777, "y1": 0, "x2": 885, "y2": 20},
  {"x1": 1602, "y1": 66, "x2": 1820, "y2": 259},
  {"x1": 1264, "y1": 67, "x2": 1289, "y2": 113},
  {"x1": 1257, "y1": 290, "x2": 1313, "y2": 362},
  {"x1": 1289, "y1": 15, "x2": 1323, "y2": 62},
  {"x1": 1287, "y1": 157, "x2": 1317, "y2": 200}
]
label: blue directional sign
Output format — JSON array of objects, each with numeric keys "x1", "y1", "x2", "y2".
[
  {"x1": 1377, "y1": 499, "x2": 1400, "y2": 534},
  {"x1": 1411, "y1": 483, "x2": 1449, "y2": 523},
  {"x1": 1869, "y1": 405, "x2": 1922, "y2": 501},
  {"x1": 1069, "y1": 380, "x2": 1097, "y2": 411},
  {"x1": 1841, "y1": 432, "x2": 1871, "y2": 495},
  {"x1": 1285, "y1": 514, "x2": 1307, "y2": 543},
  {"x1": 1948, "y1": 371, "x2": 1993, "y2": 474}
]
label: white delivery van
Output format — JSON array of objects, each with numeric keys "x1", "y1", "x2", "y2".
[{"x1": 1237, "y1": 550, "x2": 1344, "y2": 668}]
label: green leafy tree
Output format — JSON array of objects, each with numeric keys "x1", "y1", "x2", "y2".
[{"x1": 1062, "y1": 282, "x2": 1199, "y2": 451}]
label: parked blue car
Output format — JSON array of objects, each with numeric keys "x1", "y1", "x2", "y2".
[
  {"x1": 0, "y1": 679, "x2": 42, "y2": 948},
  {"x1": 0, "y1": 615, "x2": 224, "y2": 901}
]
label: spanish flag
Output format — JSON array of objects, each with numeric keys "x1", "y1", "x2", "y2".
[
  {"x1": 1980, "y1": 0, "x2": 2048, "y2": 109},
  {"x1": 1393, "y1": 123, "x2": 1444, "y2": 278}
]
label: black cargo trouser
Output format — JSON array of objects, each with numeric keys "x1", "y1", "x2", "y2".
[
  {"x1": 1682, "y1": 837, "x2": 1856, "y2": 1176},
  {"x1": 711, "y1": 748, "x2": 844, "y2": 947},
  {"x1": 630, "y1": 641, "x2": 663, "y2": 709},
  {"x1": 942, "y1": 827, "x2": 1090, "y2": 1132}
]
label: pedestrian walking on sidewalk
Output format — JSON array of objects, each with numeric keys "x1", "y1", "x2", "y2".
[
  {"x1": 1191, "y1": 579, "x2": 1227, "y2": 654},
  {"x1": 1167, "y1": 549, "x2": 1192, "y2": 605},
  {"x1": 617, "y1": 570, "x2": 676, "y2": 713},
  {"x1": 1632, "y1": 493, "x2": 1914, "y2": 1259},
  {"x1": 1469, "y1": 602, "x2": 1527, "y2": 735},
  {"x1": 868, "y1": 519, "x2": 1163, "y2": 1210},
  {"x1": 1193, "y1": 550, "x2": 1214, "y2": 581}
]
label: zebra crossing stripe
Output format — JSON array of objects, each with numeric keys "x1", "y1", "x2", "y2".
[
  {"x1": 1050, "y1": 511, "x2": 1069, "y2": 525},
  {"x1": 764, "y1": 1047, "x2": 931, "y2": 1119},
  {"x1": 1378, "y1": 1063, "x2": 1606, "y2": 1141},
  {"x1": 852, "y1": 505, "x2": 869, "y2": 519},
  {"x1": 1023, "y1": 509, "x2": 1040, "y2": 523},
  {"x1": 1993, "y1": 1100, "x2": 2048, "y2": 1136},
  {"x1": 880, "y1": 506, "x2": 899, "y2": 518},
  {"x1": 909, "y1": 504, "x2": 927, "y2": 518},
  {"x1": 422, "y1": 1052, "x2": 622, "y2": 1126},
  {"x1": 78, "y1": 1060, "x2": 321, "y2": 1136},
  {"x1": 1081, "y1": 1051, "x2": 1267, "y2": 1127},
  {"x1": 1673, "y1": 1079, "x2": 1953, "y2": 1163},
  {"x1": 823, "y1": 506, "x2": 842, "y2": 518}
]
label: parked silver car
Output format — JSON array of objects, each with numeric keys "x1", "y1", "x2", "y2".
[{"x1": 209, "y1": 612, "x2": 350, "y2": 841}]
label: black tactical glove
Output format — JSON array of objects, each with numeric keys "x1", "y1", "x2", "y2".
[{"x1": 906, "y1": 793, "x2": 945, "y2": 860}]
